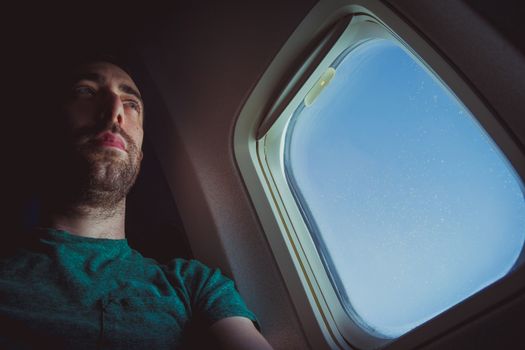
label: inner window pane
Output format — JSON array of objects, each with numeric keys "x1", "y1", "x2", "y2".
[{"x1": 284, "y1": 38, "x2": 525, "y2": 338}]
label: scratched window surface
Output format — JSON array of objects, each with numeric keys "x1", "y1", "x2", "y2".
[{"x1": 284, "y1": 39, "x2": 525, "y2": 338}]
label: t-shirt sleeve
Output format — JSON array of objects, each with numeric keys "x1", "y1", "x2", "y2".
[{"x1": 167, "y1": 259, "x2": 259, "y2": 329}]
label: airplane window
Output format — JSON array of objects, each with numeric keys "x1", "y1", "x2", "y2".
[{"x1": 284, "y1": 38, "x2": 525, "y2": 338}]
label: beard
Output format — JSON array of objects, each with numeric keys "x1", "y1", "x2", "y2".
[
  {"x1": 43, "y1": 123, "x2": 142, "y2": 217},
  {"x1": 81, "y1": 136, "x2": 141, "y2": 209}
]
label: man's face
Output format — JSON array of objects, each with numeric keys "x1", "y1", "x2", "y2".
[{"x1": 61, "y1": 61, "x2": 144, "y2": 205}]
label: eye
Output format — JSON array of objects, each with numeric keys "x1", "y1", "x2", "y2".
[
  {"x1": 72, "y1": 85, "x2": 95, "y2": 97},
  {"x1": 124, "y1": 100, "x2": 141, "y2": 113}
]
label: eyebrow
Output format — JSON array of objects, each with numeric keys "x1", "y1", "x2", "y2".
[{"x1": 73, "y1": 72, "x2": 144, "y2": 105}]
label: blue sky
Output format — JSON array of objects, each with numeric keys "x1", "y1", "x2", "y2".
[{"x1": 285, "y1": 39, "x2": 525, "y2": 337}]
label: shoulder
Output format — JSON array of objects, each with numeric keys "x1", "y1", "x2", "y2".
[
  {"x1": 163, "y1": 259, "x2": 260, "y2": 329},
  {"x1": 164, "y1": 257, "x2": 211, "y2": 273},
  {"x1": 162, "y1": 258, "x2": 226, "y2": 292},
  {"x1": 124, "y1": 250, "x2": 216, "y2": 287}
]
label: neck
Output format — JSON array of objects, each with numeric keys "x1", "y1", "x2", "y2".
[{"x1": 44, "y1": 200, "x2": 127, "y2": 240}]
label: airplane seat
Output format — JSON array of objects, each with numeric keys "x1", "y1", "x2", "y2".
[{"x1": 125, "y1": 137, "x2": 193, "y2": 263}]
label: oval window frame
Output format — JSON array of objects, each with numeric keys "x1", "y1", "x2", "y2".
[{"x1": 234, "y1": 1, "x2": 525, "y2": 349}]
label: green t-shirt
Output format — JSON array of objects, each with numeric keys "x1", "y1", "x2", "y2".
[{"x1": 0, "y1": 229, "x2": 258, "y2": 349}]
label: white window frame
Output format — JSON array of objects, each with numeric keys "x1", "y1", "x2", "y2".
[{"x1": 234, "y1": 1, "x2": 525, "y2": 349}]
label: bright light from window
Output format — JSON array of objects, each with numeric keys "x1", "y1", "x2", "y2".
[{"x1": 284, "y1": 39, "x2": 525, "y2": 338}]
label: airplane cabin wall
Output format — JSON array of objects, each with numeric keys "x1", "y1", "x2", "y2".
[
  {"x1": 138, "y1": 1, "x2": 317, "y2": 349},
  {"x1": 138, "y1": 0, "x2": 525, "y2": 348}
]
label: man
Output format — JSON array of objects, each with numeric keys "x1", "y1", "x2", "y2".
[{"x1": 0, "y1": 59, "x2": 273, "y2": 349}]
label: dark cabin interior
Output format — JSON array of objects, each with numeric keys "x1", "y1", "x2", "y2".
[
  {"x1": 3, "y1": 2, "x2": 191, "y2": 262},
  {"x1": 2, "y1": 1, "x2": 525, "y2": 349}
]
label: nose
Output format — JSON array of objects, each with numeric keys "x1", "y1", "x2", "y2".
[{"x1": 101, "y1": 90, "x2": 124, "y2": 126}]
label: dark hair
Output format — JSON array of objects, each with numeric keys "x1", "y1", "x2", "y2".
[
  {"x1": 53, "y1": 51, "x2": 141, "y2": 95},
  {"x1": 65, "y1": 52, "x2": 137, "y2": 81}
]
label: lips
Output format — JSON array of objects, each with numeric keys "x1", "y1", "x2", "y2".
[{"x1": 96, "y1": 132, "x2": 126, "y2": 151}]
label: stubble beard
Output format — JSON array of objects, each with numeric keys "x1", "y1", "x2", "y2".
[
  {"x1": 81, "y1": 144, "x2": 140, "y2": 212},
  {"x1": 48, "y1": 126, "x2": 142, "y2": 218}
]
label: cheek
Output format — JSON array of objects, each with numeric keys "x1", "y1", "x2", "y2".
[
  {"x1": 64, "y1": 102, "x2": 99, "y2": 129},
  {"x1": 129, "y1": 125, "x2": 144, "y2": 149}
]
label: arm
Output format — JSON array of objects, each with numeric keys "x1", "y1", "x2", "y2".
[{"x1": 209, "y1": 316, "x2": 274, "y2": 350}]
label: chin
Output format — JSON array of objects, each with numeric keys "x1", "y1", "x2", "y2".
[{"x1": 86, "y1": 147, "x2": 127, "y2": 163}]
